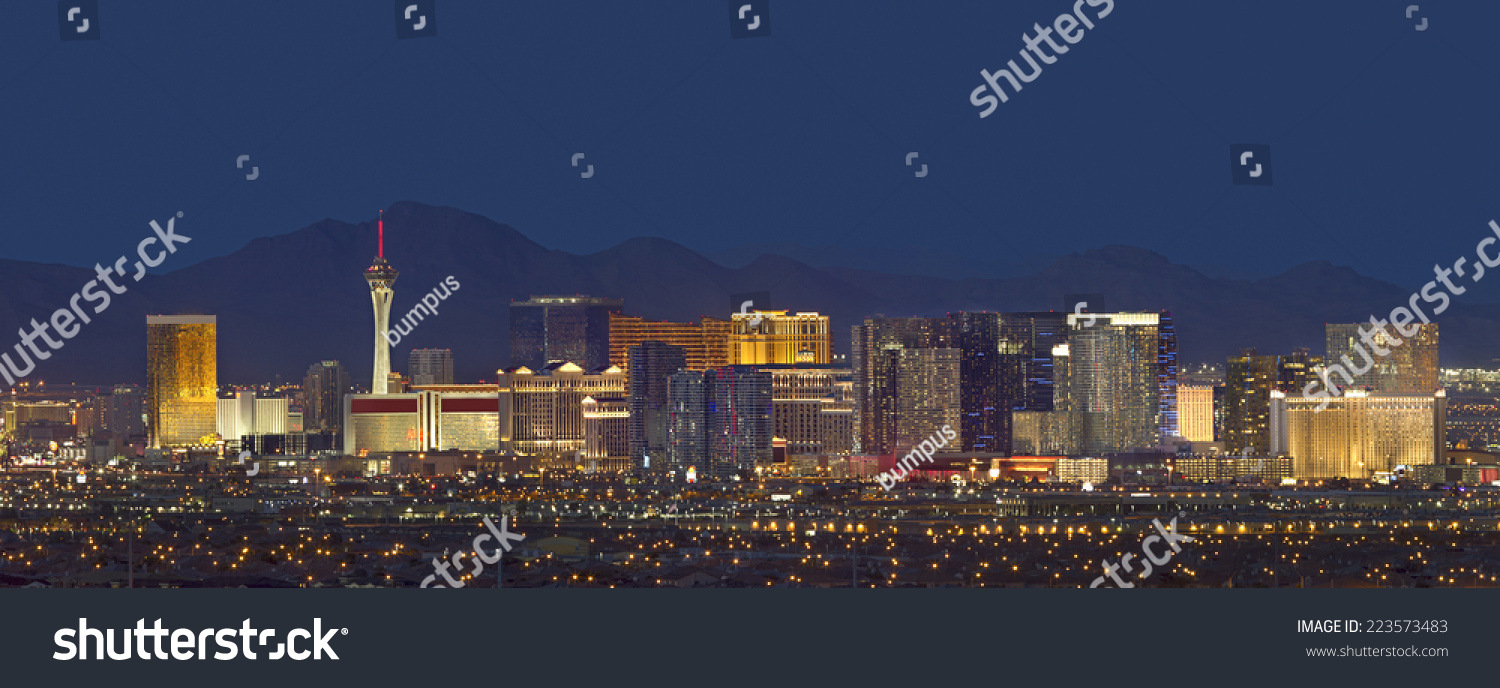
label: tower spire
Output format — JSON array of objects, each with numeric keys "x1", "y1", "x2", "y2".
[{"x1": 378, "y1": 209, "x2": 384, "y2": 259}]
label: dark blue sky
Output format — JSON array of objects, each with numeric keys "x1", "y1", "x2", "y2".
[{"x1": 4, "y1": 0, "x2": 1500, "y2": 293}]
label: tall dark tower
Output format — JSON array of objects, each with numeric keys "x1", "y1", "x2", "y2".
[{"x1": 365, "y1": 210, "x2": 399, "y2": 393}]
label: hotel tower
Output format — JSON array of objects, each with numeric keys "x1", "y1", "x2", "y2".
[{"x1": 366, "y1": 210, "x2": 399, "y2": 394}]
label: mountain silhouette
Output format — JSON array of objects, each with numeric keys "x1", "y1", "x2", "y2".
[{"x1": 2, "y1": 201, "x2": 1495, "y2": 388}]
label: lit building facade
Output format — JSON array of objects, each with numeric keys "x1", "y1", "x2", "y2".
[
  {"x1": 216, "y1": 392, "x2": 289, "y2": 446},
  {"x1": 767, "y1": 366, "x2": 855, "y2": 456},
  {"x1": 1012, "y1": 408, "x2": 1079, "y2": 456},
  {"x1": 1325, "y1": 322, "x2": 1439, "y2": 394},
  {"x1": 1177, "y1": 384, "x2": 1215, "y2": 442},
  {"x1": 1157, "y1": 311, "x2": 1178, "y2": 441},
  {"x1": 581, "y1": 395, "x2": 630, "y2": 471},
  {"x1": 146, "y1": 315, "x2": 217, "y2": 448},
  {"x1": 1270, "y1": 390, "x2": 1446, "y2": 480},
  {"x1": 509, "y1": 295, "x2": 623, "y2": 370},
  {"x1": 1172, "y1": 454, "x2": 1292, "y2": 484},
  {"x1": 497, "y1": 362, "x2": 626, "y2": 457},
  {"x1": 1224, "y1": 348, "x2": 1321, "y2": 455},
  {"x1": 951, "y1": 312, "x2": 1025, "y2": 454},
  {"x1": 1056, "y1": 457, "x2": 1108, "y2": 484},
  {"x1": 852, "y1": 316, "x2": 958, "y2": 456},
  {"x1": 1055, "y1": 312, "x2": 1164, "y2": 454},
  {"x1": 343, "y1": 387, "x2": 501, "y2": 456},
  {"x1": 730, "y1": 310, "x2": 832, "y2": 365},
  {"x1": 609, "y1": 313, "x2": 730, "y2": 372}
]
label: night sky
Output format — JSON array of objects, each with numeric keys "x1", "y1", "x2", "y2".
[{"x1": 4, "y1": 0, "x2": 1500, "y2": 296}]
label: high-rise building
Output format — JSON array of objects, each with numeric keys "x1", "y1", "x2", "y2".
[
  {"x1": 1157, "y1": 311, "x2": 1178, "y2": 441},
  {"x1": 303, "y1": 361, "x2": 349, "y2": 435},
  {"x1": 581, "y1": 396, "x2": 630, "y2": 472},
  {"x1": 951, "y1": 312, "x2": 1024, "y2": 454},
  {"x1": 146, "y1": 315, "x2": 217, "y2": 448},
  {"x1": 666, "y1": 366, "x2": 772, "y2": 478},
  {"x1": 1324, "y1": 322, "x2": 1439, "y2": 394},
  {"x1": 366, "y1": 211, "x2": 399, "y2": 394},
  {"x1": 1224, "y1": 350, "x2": 1277, "y2": 455},
  {"x1": 628, "y1": 341, "x2": 687, "y2": 470},
  {"x1": 1271, "y1": 389, "x2": 1445, "y2": 480},
  {"x1": 216, "y1": 392, "x2": 289, "y2": 447},
  {"x1": 1177, "y1": 384, "x2": 1215, "y2": 442},
  {"x1": 1000, "y1": 312, "x2": 1069, "y2": 412},
  {"x1": 104, "y1": 384, "x2": 145, "y2": 442},
  {"x1": 496, "y1": 362, "x2": 626, "y2": 457},
  {"x1": 609, "y1": 313, "x2": 730, "y2": 372},
  {"x1": 766, "y1": 366, "x2": 855, "y2": 457},
  {"x1": 707, "y1": 366, "x2": 773, "y2": 477},
  {"x1": 852, "y1": 317, "x2": 959, "y2": 456},
  {"x1": 408, "y1": 348, "x2": 454, "y2": 386},
  {"x1": 666, "y1": 369, "x2": 710, "y2": 475},
  {"x1": 1224, "y1": 348, "x2": 1322, "y2": 455},
  {"x1": 1055, "y1": 312, "x2": 1164, "y2": 454},
  {"x1": 729, "y1": 310, "x2": 832, "y2": 365},
  {"x1": 509, "y1": 295, "x2": 623, "y2": 370},
  {"x1": 1212, "y1": 384, "x2": 1226, "y2": 442}
]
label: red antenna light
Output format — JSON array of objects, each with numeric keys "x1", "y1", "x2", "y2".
[{"x1": 378, "y1": 209, "x2": 384, "y2": 258}]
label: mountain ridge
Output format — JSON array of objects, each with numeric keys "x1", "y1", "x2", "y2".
[{"x1": 1, "y1": 201, "x2": 1495, "y2": 387}]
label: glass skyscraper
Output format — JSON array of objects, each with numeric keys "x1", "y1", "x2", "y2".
[
  {"x1": 1325, "y1": 322, "x2": 1439, "y2": 394},
  {"x1": 509, "y1": 295, "x2": 623, "y2": 370},
  {"x1": 629, "y1": 341, "x2": 687, "y2": 470},
  {"x1": 303, "y1": 360, "x2": 349, "y2": 436}
]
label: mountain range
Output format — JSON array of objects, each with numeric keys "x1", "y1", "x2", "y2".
[{"x1": 2, "y1": 200, "x2": 1496, "y2": 388}]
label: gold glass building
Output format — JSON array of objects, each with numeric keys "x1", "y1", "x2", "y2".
[
  {"x1": 730, "y1": 310, "x2": 832, "y2": 365},
  {"x1": 607, "y1": 313, "x2": 730, "y2": 372},
  {"x1": 1325, "y1": 322, "x2": 1438, "y2": 394},
  {"x1": 1270, "y1": 389, "x2": 1445, "y2": 480},
  {"x1": 146, "y1": 315, "x2": 217, "y2": 448}
]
